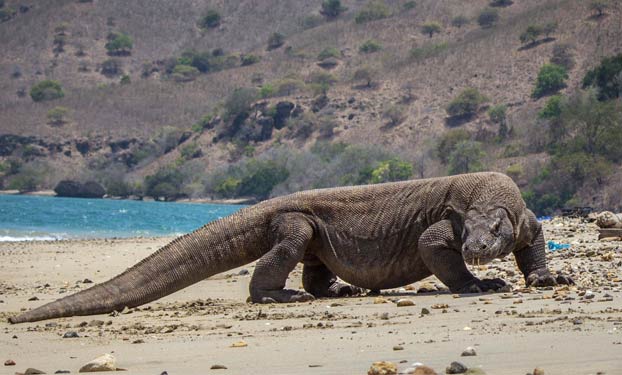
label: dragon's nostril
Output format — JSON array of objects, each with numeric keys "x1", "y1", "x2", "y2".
[{"x1": 482, "y1": 244, "x2": 487, "y2": 250}]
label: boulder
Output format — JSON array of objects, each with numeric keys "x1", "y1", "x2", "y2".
[
  {"x1": 79, "y1": 353, "x2": 117, "y2": 373},
  {"x1": 54, "y1": 180, "x2": 105, "y2": 198}
]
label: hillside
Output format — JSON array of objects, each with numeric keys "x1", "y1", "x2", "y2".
[{"x1": 1, "y1": 0, "x2": 621, "y2": 213}]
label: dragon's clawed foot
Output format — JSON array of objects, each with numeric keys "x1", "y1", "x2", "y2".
[
  {"x1": 454, "y1": 277, "x2": 511, "y2": 294},
  {"x1": 327, "y1": 282, "x2": 366, "y2": 297},
  {"x1": 526, "y1": 269, "x2": 574, "y2": 287},
  {"x1": 251, "y1": 289, "x2": 315, "y2": 304}
]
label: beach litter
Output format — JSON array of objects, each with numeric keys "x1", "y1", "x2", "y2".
[{"x1": 547, "y1": 241, "x2": 570, "y2": 251}]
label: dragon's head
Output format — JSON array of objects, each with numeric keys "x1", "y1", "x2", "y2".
[{"x1": 461, "y1": 207, "x2": 515, "y2": 265}]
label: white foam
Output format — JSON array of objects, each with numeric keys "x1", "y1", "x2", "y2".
[{"x1": 0, "y1": 235, "x2": 62, "y2": 242}]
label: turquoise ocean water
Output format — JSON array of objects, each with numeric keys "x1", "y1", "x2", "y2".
[{"x1": 0, "y1": 195, "x2": 244, "y2": 242}]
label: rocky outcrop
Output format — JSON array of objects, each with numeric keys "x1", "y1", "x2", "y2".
[{"x1": 54, "y1": 180, "x2": 106, "y2": 198}]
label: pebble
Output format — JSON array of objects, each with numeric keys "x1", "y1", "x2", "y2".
[
  {"x1": 374, "y1": 297, "x2": 389, "y2": 304},
  {"x1": 396, "y1": 299, "x2": 415, "y2": 307},
  {"x1": 28, "y1": 296, "x2": 39, "y2": 301},
  {"x1": 19, "y1": 368, "x2": 46, "y2": 375},
  {"x1": 4, "y1": 359, "x2": 16, "y2": 366},
  {"x1": 79, "y1": 353, "x2": 117, "y2": 372},
  {"x1": 54, "y1": 371, "x2": 70, "y2": 374},
  {"x1": 380, "y1": 312, "x2": 390, "y2": 320},
  {"x1": 465, "y1": 369, "x2": 486, "y2": 375},
  {"x1": 231, "y1": 340, "x2": 248, "y2": 347},
  {"x1": 533, "y1": 368, "x2": 545, "y2": 375},
  {"x1": 446, "y1": 361, "x2": 468, "y2": 374},
  {"x1": 210, "y1": 364, "x2": 227, "y2": 369},
  {"x1": 368, "y1": 361, "x2": 397, "y2": 375},
  {"x1": 62, "y1": 331, "x2": 79, "y2": 338},
  {"x1": 238, "y1": 269, "x2": 250, "y2": 276},
  {"x1": 421, "y1": 308, "x2": 430, "y2": 315},
  {"x1": 83, "y1": 278, "x2": 93, "y2": 283},
  {"x1": 461, "y1": 347, "x2": 477, "y2": 356},
  {"x1": 393, "y1": 345, "x2": 404, "y2": 351}
]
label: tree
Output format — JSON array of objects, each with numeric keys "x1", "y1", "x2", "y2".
[
  {"x1": 446, "y1": 88, "x2": 489, "y2": 118},
  {"x1": 488, "y1": 104, "x2": 508, "y2": 138},
  {"x1": 47, "y1": 106, "x2": 70, "y2": 125},
  {"x1": 448, "y1": 141, "x2": 486, "y2": 174},
  {"x1": 582, "y1": 53, "x2": 622, "y2": 100},
  {"x1": 105, "y1": 32, "x2": 133, "y2": 55},
  {"x1": 421, "y1": 22, "x2": 442, "y2": 38},
  {"x1": 451, "y1": 15, "x2": 469, "y2": 28},
  {"x1": 520, "y1": 25, "x2": 542, "y2": 45},
  {"x1": 436, "y1": 129, "x2": 471, "y2": 164},
  {"x1": 477, "y1": 8, "x2": 499, "y2": 28},
  {"x1": 30, "y1": 80, "x2": 64, "y2": 102},
  {"x1": 532, "y1": 63, "x2": 568, "y2": 98},
  {"x1": 590, "y1": 0, "x2": 608, "y2": 17},
  {"x1": 538, "y1": 95, "x2": 564, "y2": 119},
  {"x1": 267, "y1": 32, "x2": 285, "y2": 50},
  {"x1": 320, "y1": 0, "x2": 347, "y2": 19},
  {"x1": 359, "y1": 39, "x2": 382, "y2": 53},
  {"x1": 353, "y1": 66, "x2": 376, "y2": 88},
  {"x1": 355, "y1": 1, "x2": 390, "y2": 24},
  {"x1": 199, "y1": 9, "x2": 221, "y2": 29},
  {"x1": 370, "y1": 158, "x2": 413, "y2": 183}
]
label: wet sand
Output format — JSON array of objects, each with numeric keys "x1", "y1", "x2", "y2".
[{"x1": 1, "y1": 219, "x2": 621, "y2": 374}]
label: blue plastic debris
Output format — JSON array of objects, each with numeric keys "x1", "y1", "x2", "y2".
[
  {"x1": 537, "y1": 216, "x2": 552, "y2": 222},
  {"x1": 547, "y1": 240, "x2": 571, "y2": 251}
]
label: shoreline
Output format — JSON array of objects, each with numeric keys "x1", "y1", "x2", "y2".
[{"x1": 0, "y1": 189, "x2": 254, "y2": 205}]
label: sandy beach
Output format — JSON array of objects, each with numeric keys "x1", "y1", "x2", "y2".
[{"x1": 1, "y1": 219, "x2": 621, "y2": 375}]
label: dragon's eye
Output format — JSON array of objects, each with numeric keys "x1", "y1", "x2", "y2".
[{"x1": 490, "y1": 218, "x2": 501, "y2": 234}]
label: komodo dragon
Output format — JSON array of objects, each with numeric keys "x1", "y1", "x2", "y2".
[{"x1": 9, "y1": 172, "x2": 572, "y2": 323}]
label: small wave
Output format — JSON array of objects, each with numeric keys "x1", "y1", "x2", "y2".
[{"x1": 0, "y1": 235, "x2": 63, "y2": 242}]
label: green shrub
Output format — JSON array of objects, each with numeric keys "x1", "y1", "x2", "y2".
[
  {"x1": 144, "y1": 167, "x2": 184, "y2": 199},
  {"x1": 488, "y1": 104, "x2": 508, "y2": 138},
  {"x1": 47, "y1": 106, "x2": 70, "y2": 125},
  {"x1": 286, "y1": 113, "x2": 316, "y2": 140},
  {"x1": 477, "y1": 8, "x2": 499, "y2": 28},
  {"x1": 320, "y1": 0, "x2": 347, "y2": 19},
  {"x1": 448, "y1": 140, "x2": 486, "y2": 174},
  {"x1": 542, "y1": 22, "x2": 558, "y2": 37},
  {"x1": 520, "y1": 25, "x2": 542, "y2": 45},
  {"x1": 451, "y1": 15, "x2": 469, "y2": 28},
  {"x1": 199, "y1": 9, "x2": 221, "y2": 29},
  {"x1": 505, "y1": 164, "x2": 523, "y2": 180},
  {"x1": 0, "y1": 7, "x2": 16, "y2": 22},
  {"x1": 355, "y1": 1, "x2": 390, "y2": 24},
  {"x1": 370, "y1": 158, "x2": 413, "y2": 183},
  {"x1": 421, "y1": 22, "x2": 442, "y2": 38},
  {"x1": 410, "y1": 42, "x2": 448, "y2": 61},
  {"x1": 538, "y1": 95, "x2": 564, "y2": 119},
  {"x1": 240, "y1": 54, "x2": 260, "y2": 66},
  {"x1": 30, "y1": 80, "x2": 64, "y2": 102},
  {"x1": 446, "y1": 88, "x2": 488, "y2": 118},
  {"x1": 435, "y1": 129, "x2": 471, "y2": 164},
  {"x1": 267, "y1": 32, "x2": 285, "y2": 50},
  {"x1": 238, "y1": 159, "x2": 289, "y2": 200},
  {"x1": 490, "y1": 0, "x2": 512, "y2": 7},
  {"x1": 318, "y1": 47, "x2": 340, "y2": 60},
  {"x1": 307, "y1": 72, "x2": 336, "y2": 95},
  {"x1": 105, "y1": 32, "x2": 133, "y2": 55},
  {"x1": 101, "y1": 58, "x2": 122, "y2": 76},
  {"x1": 120, "y1": 74, "x2": 131, "y2": 84},
  {"x1": 259, "y1": 84, "x2": 276, "y2": 98},
  {"x1": 582, "y1": 53, "x2": 622, "y2": 100},
  {"x1": 180, "y1": 142, "x2": 202, "y2": 160},
  {"x1": 532, "y1": 63, "x2": 568, "y2": 98},
  {"x1": 359, "y1": 39, "x2": 382, "y2": 53},
  {"x1": 171, "y1": 64, "x2": 200, "y2": 82},
  {"x1": 403, "y1": 1, "x2": 417, "y2": 10}
]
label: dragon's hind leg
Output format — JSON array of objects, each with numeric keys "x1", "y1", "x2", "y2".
[
  {"x1": 302, "y1": 262, "x2": 365, "y2": 298},
  {"x1": 249, "y1": 213, "x2": 316, "y2": 303}
]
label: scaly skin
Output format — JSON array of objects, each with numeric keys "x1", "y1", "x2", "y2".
[{"x1": 9, "y1": 172, "x2": 572, "y2": 323}]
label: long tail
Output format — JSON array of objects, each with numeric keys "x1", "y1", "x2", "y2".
[{"x1": 9, "y1": 206, "x2": 270, "y2": 324}]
